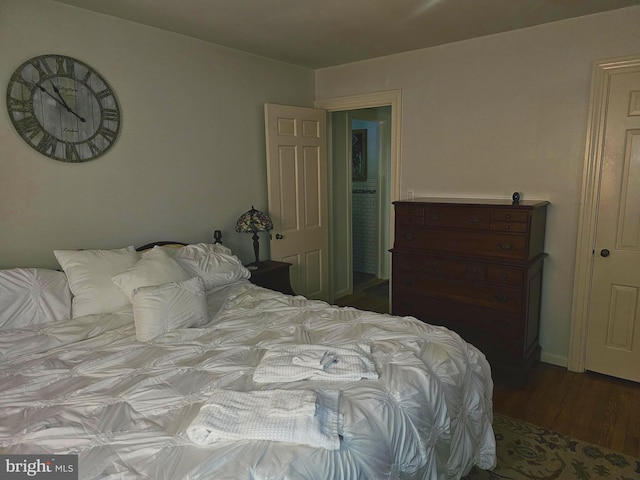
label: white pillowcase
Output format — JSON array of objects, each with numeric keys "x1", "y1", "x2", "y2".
[
  {"x1": 0, "y1": 268, "x2": 72, "y2": 329},
  {"x1": 112, "y1": 246, "x2": 191, "y2": 302},
  {"x1": 132, "y1": 276, "x2": 209, "y2": 342},
  {"x1": 162, "y1": 243, "x2": 250, "y2": 290},
  {"x1": 54, "y1": 246, "x2": 140, "y2": 318}
]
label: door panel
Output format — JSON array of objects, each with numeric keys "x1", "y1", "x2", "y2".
[
  {"x1": 303, "y1": 147, "x2": 320, "y2": 227},
  {"x1": 586, "y1": 70, "x2": 640, "y2": 382},
  {"x1": 305, "y1": 250, "x2": 323, "y2": 297},
  {"x1": 265, "y1": 104, "x2": 329, "y2": 301},
  {"x1": 606, "y1": 285, "x2": 637, "y2": 350},
  {"x1": 618, "y1": 130, "x2": 640, "y2": 248}
]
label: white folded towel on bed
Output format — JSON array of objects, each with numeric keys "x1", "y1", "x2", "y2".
[
  {"x1": 186, "y1": 389, "x2": 341, "y2": 450},
  {"x1": 253, "y1": 343, "x2": 378, "y2": 383}
]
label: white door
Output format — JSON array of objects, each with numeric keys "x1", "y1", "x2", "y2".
[
  {"x1": 264, "y1": 104, "x2": 329, "y2": 301},
  {"x1": 585, "y1": 67, "x2": 640, "y2": 382}
]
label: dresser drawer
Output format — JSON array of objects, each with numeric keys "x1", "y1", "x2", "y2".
[
  {"x1": 395, "y1": 227, "x2": 528, "y2": 260},
  {"x1": 486, "y1": 266, "x2": 525, "y2": 287},
  {"x1": 392, "y1": 292, "x2": 523, "y2": 353},
  {"x1": 422, "y1": 206, "x2": 490, "y2": 229},
  {"x1": 393, "y1": 270, "x2": 522, "y2": 314},
  {"x1": 490, "y1": 210, "x2": 528, "y2": 223},
  {"x1": 392, "y1": 252, "x2": 525, "y2": 286},
  {"x1": 392, "y1": 252, "x2": 486, "y2": 281},
  {"x1": 396, "y1": 204, "x2": 425, "y2": 226},
  {"x1": 465, "y1": 325, "x2": 525, "y2": 362},
  {"x1": 395, "y1": 204, "x2": 425, "y2": 217},
  {"x1": 396, "y1": 215, "x2": 425, "y2": 226},
  {"x1": 490, "y1": 221, "x2": 528, "y2": 233}
]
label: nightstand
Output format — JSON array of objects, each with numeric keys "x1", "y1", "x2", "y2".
[{"x1": 248, "y1": 260, "x2": 295, "y2": 295}]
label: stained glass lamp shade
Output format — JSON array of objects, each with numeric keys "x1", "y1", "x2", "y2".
[{"x1": 235, "y1": 206, "x2": 274, "y2": 265}]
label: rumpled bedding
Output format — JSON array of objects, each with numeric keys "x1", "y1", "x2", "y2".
[{"x1": 0, "y1": 280, "x2": 496, "y2": 479}]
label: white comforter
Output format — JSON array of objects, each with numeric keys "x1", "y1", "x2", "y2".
[{"x1": 0, "y1": 281, "x2": 496, "y2": 479}]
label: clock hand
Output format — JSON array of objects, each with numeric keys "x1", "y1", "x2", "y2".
[
  {"x1": 50, "y1": 84, "x2": 87, "y2": 123},
  {"x1": 51, "y1": 85, "x2": 72, "y2": 110},
  {"x1": 32, "y1": 82, "x2": 63, "y2": 105},
  {"x1": 33, "y1": 83, "x2": 86, "y2": 123}
]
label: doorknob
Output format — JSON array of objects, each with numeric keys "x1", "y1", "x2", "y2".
[
  {"x1": 600, "y1": 249, "x2": 610, "y2": 257},
  {"x1": 275, "y1": 233, "x2": 284, "y2": 240}
]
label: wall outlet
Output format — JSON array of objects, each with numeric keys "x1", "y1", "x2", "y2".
[{"x1": 407, "y1": 189, "x2": 414, "y2": 200}]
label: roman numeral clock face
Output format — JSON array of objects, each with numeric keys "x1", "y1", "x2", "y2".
[{"x1": 6, "y1": 54, "x2": 121, "y2": 162}]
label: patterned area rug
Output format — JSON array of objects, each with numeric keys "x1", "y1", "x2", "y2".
[{"x1": 464, "y1": 414, "x2": 640, "y2": 479}]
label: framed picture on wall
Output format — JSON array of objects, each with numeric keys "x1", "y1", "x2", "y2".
[{"x1": 352, "y1": 129, "x2": 367, "y2": 181}]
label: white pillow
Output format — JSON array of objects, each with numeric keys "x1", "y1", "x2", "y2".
[
  {"x1": 112, "y1": 246, "x2": 190, "y2": 302},
  {"x1": 0, "y1": 268, "x2": 72, "y2": 329},
  {"x1": 163, "y1": 243, "x2": 250, "y2": 290},
  {"x1": 54, "y1": 246, "x2": 140, "y2": 317},
  {"x1": 132, "y1": 276, "x2": 209, "y2": 342}
]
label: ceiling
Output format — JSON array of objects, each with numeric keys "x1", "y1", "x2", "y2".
[{"x1": 52, "y1": 0, "x2": 640, "y2": 68}]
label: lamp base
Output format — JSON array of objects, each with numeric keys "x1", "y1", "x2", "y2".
[{"x1": 252, "y1": 232, "x2": 261, "y2": 265}]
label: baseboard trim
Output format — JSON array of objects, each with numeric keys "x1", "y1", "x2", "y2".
[{"x1": 541, "y1": 351, "x2": 568, "y2": 368}]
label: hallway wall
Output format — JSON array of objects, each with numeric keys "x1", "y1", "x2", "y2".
[{"x1": 351, "y1": 119, "x2": 379, "y2": 274}]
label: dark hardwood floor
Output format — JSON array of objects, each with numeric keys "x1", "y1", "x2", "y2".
[
  {"x1": 334, "y1": 284, "x2": 640, "y2": 458},
  {"x1": 334, "y1": 272, "x2": 390, "y2": 314},
  {"x1": 494, "y1": 362, "x2": 640, "y2": 458}
]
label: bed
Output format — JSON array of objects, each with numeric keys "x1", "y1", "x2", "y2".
[{"x1": 0, "y1": 240, "x2": 496, "y2": 479}]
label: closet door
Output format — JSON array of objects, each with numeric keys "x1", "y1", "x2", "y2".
[{"x1": 585, "y1": 66, "x2": 640, "y2": 383}]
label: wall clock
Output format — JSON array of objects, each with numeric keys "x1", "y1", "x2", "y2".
[{"x1": 6, "y1": 54, "x2": 121, "y2": 162}]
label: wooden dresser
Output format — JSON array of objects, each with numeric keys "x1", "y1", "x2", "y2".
[{"x1": 391, "y1": 197, "x2": 549, "y2": 386}]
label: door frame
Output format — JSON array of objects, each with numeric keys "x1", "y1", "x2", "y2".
[
  {"x1": 315, "y1": 90, "x2": 402, "y2": 299},
  {"x1": 315, "y1": 91, "x2": 402, "y2": 206},
  {"x1": 568, "y1": 56, "x2": 640, "y2": 372}
]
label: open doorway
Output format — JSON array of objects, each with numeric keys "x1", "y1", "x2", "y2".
[
  {"x1": 351, "y1": 108, "x2": 391, "y2": 292},
  {"x1": 314, "y1": 90, "x2": 402, "y2": 312},
  {"x1": 329, "y1": 107, "x2": 391, "y2": 313}
]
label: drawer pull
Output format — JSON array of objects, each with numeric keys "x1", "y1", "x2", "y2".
[
  {"x1": 428, "y1": 214, "x2": 440, "y2": 221},
  {"x1": 500, "y1": 274, "x2": 508, "y2": 280},
  {"x1": 404, "y1": 233, "x2": 414, "y2": 241},
  {"x1": 497, "y1": 243, "x2": 513, "y2": 251},
  {"x1": 423, "y1": 260, "x2": 438, "y2": 271},
  {"x1": 494, "y1": 294, "x2": 511, "y2": 304},
  {"x1": 469, "y1": 216, "x2": 481, "y2": 224},
  {"x1": 504, "y1": 224, "x2": 511, "y2": 230},
  {"x1": 465, "y1": 267, "x2": 481, "y2": 276},
  {"x1": 494, "y1": 318, "x2": 510, "y2": 329}
]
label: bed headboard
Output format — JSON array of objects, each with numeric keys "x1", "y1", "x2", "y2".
[
  {"x1": 135, "y1": 241, "x2": 187, "y2": 252},
  {"x1": 135, "y1": 230, "x2": 223, "y2": 252}
]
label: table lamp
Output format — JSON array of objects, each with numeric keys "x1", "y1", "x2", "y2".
[{"x1": 235, "y1": 206, "x2": 274, "y2": 267}]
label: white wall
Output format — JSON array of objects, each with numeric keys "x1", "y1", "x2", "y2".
[
  {"x1": 315, "y1": 6, "x2": 640, "y2": 363},
  {"x1": 0, "y1": 0, "x2": 314, "y2": 268}
]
